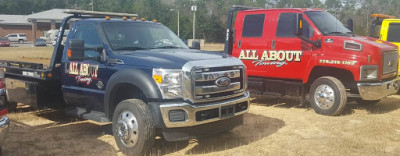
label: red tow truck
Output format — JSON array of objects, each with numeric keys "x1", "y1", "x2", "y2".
[{"x1": 224, "y1": 6, "x2": 400, "y2": 115}]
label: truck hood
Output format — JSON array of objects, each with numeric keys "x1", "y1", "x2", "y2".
[
  {"x1": 344, "y1": 36, "x2": 397, "y2": 51},
  {"x1": 113, "y1": 49, "x2": 229, "y2": 69}
]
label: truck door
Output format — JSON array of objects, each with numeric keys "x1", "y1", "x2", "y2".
[
  {"x1": 272, "y1": 12, "x2": 315, "y2": 79},
  {"x1": 61, "y1": 23, "x2": 109, "y2": 111},
  {"x1": 232, "y1": 11, "x2": 275, "y2": 76}
]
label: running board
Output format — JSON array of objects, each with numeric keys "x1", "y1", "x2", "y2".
[{"x1": 65, "y1": 107, "x2": 110, "y2": 122}]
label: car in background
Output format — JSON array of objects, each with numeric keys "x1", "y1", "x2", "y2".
[
  {"x1": 5, "y1": 33, "x2": 27, "y2": 44},
  {"x1": 0, "y1": 70, "x2": 10, "y2": 153},
  {"x1": 0, "y1": 38, "x2": 10, "y2": 47},
  {"x1": 34, "y1": 38, "x2": 47, "y2": 46},
  {"x1": 52, "y1": 30, "x2": 69, "y2": 46}
]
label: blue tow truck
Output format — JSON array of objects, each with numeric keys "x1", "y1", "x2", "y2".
[{"x1": 0, "y1": 10, "x2": 249, "y2": 155}]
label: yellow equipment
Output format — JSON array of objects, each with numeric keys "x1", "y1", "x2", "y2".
[{"x1": 370, "y1": 14, "x2": 400, "y2": 76}]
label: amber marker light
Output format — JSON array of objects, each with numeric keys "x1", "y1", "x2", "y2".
[
  {"x1": 132, "y1": 17, "x2": 137, "y2": 21},
  {"x1": 153, "y1": 75, "x2": 162, "y2": 83},
  {"x1": 299, "y1": 20, "x2": 303, "y2": 28},
  {"x1": 68, "y1": 49, "x2": 72, "y2": 57},
  {"x1": 153, "y1": 19, "x2": 157, "y2": 23},
  {"x1": 105, "y1": 16, "x2": 111, "y2": 20},
  {"x1": 47, "y1": 73, "x2": 53, "y2": 78},
  {"x1": 141, "y1": 17, "x2": 146, "y2": 21},
  {"x1": 122, "y1": 16, "x2": 128, "y2": 20}
]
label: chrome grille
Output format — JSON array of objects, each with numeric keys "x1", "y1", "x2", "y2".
[
  {"x1": 192, "y1": 66, "x2": 244, "y2": 101},
  {"x1": 382, "y1": 51, "x2": 398, "y2": 75}
]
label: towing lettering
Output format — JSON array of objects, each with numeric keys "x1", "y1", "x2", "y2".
[
  {"x1": 239, "y1": 50, "x2": 303, "y2": 67},
  {"x1": 68, "y1": 62, "x2": 99, "y2": 85},
  {"x1": 239, "y1": 50, "x2": 302, "y2": 61}
]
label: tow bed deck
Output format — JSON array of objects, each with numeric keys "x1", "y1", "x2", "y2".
[
  {"x1": 0, "y1": 60, "x2": 53, "y2": 80},
  {"x1": 0, "y1": 60, "x2": 62, "y2": 108}
]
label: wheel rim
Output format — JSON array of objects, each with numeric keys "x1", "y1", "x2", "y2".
[
  {"x1": 116, "y1": 110, "x2": 139, "y2": 148},
  {"x1": 314, "y1": 84, "x2": 335, "y2": 110}
]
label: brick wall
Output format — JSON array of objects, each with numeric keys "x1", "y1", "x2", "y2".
[{"x1": 0, "y1": 24, "x2": 51, "y2": 41}]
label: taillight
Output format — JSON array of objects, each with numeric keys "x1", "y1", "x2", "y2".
[{"x1": 0, "y1": 79, "x2": 3, "y2": 89}]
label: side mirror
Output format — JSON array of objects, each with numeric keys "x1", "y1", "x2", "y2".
[
  {"x1": 68, "y1": 39, "x2": 84, "y2": 61},
  {"x1": 295, "y1": 13, "x2": 303, "y2": 36},
  {"x1": 190, "y1": 41, "x2": 201, "y2": 50},
  {"x1": 347, "y1": 18, "x2": 353, "y2": 32}
]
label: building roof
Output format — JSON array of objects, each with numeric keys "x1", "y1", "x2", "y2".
[
  {"x1": 0, "y1": 15, "x2": 30, "y2": 25},
  {"x1": 0, "y1": 9, "x2": 70, "y2": 25},
  {"x1": 27, "y1": 9, "x2": 70, "y2": 22}
]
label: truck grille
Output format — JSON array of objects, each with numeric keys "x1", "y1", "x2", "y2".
[
  {"x1": 192, "y1": 66, "x2": 244, "y2": 101},
  {"x1": 382, "y1": 51, "x2": 398, "y2": 75}
]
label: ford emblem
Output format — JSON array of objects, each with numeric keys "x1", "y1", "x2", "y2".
[{"x1": 215, "y1": 77, "x2": 231, "y2": 87}]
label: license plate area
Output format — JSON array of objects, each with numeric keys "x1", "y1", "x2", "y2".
[{"x1": 220, "y1": 105, "x2": 235, "y2": 118}]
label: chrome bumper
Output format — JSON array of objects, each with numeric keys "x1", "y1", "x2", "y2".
[
  {"x1": 0, "y1": 116, "x2": 9, "y2": 146},
  {"x1": 357, "y1": 78, "x2": 400, "y2": 100},
  {"x1": 160, "y1": 91, "x2": 250, "y2": 128}
]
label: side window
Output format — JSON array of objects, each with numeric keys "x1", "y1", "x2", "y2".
[
  {"x1": 276, "y1": 13, "x2": 314, "y2": 38},
  {"x1": 242, "y1": 14, "x2": 265, "y2": 37},
  {"x1": 74, "y1": 24, "x2": 103, "y2": 58},
  {"x1": 387, "y1": 23, "x2": 400, "y2": 42}
]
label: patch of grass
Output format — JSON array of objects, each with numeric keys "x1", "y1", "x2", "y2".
[{"x1": 0, "y1": 46, "x2": 53, "y2": 65}]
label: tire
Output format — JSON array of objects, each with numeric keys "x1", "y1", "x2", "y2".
[
  {"x1": 310, "y1": 76, "x2": 347, "y2": 116},
  {"x1": 355, "y1": 99, "x2": 380, "y2": 106},
  {"x1": 18, "y1": 39, "x2": 23, "y2": 44},
  {"x1": 112, "y1": 99, "x2": 155, "y2": 156}
]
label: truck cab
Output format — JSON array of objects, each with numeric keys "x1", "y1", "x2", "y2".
[
  {"x1": 225, "y1": 6, "x2": 399, "y2": 116},
  {"x1": 1, "y1": 10, "x2": 249, "y2": 155},
  {"x1": 369, "y1": 14, "x2": 400, "y2": 76}
]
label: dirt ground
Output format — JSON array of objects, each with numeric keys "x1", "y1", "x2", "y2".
[{"x1": 1, "y1": 45, "x2": 400, "y2": 155}]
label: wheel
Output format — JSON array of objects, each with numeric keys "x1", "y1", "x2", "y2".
[
  {"x1": 18, "y1": 40, "x2": 23, "y2": 44},
  {"x1": 112, "y1": 99, "x2": 155, "y2": 156},
  {"x1": 310, "y1": 76, "x2": 347, "y2": 116},
  {"x1": 355, "y1": 99, "x2": 380, "y2": 106}
]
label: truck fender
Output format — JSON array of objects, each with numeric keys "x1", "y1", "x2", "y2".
[
  {"x1": 302, "y1": 55, "x2": 317, "y2": 84},
  {"x1": 104, "y1": 68, "x2": 162, "y2": 119}
]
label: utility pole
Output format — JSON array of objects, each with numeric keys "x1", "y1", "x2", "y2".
[
  {"x1": 191, "y1": 5, "x2": 197, "y2": 40},
  {"x1": 91, "y1": 0, "x2": 94, "y2": 11},
  {"x1": 170, "y1": 9, "x2": 180, "y2": 37},
  {"x1": 178, "y1": 10, "x2": 180, "y2": 37}
]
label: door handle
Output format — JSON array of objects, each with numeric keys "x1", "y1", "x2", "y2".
[
  {"x1": 238, "y1": 40, "x2": 241, "y2": 49},
  {"x1": 272, "y1": 40, "x2": 275, "y2": 49}
]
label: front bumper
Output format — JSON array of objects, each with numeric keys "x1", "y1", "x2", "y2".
[
  {"x1": 160, "y1": 91, "x2": 250, "y2": 128},
  {"x1": 0, "y1": 116, "x2": 9, "y2": 146},
  {"x1": 357, "y1": 77, "x2": 400, "y2": 100}
]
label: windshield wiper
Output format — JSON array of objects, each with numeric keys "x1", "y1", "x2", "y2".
[
  {"x1": 115, "y1": 47, "x2": 148, "y2": 51},
  {"x1": 151, "y1": 46, "x2": 184, "y2": 49}
]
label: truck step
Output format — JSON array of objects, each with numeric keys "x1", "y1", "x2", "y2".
[{"x1": 65, "y1": 107, "x2": 110, "y2": 122}]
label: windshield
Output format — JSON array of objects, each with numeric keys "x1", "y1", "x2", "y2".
[
  {"x1": 102, "y1": 22, "x2": 188, "y2": 51},
  {"x1": 387, "y1": 23, "x2": 400, "y2": 43},
  {"x1": 305, "y1": 11, "x2": 351, "y2": 36}
]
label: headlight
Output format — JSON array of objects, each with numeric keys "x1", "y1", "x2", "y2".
[
  {"x1": 153, "y1": 68, "x2": 183, "y2": 99},
  {"x1": 360, "y1": 65, "x2": 378, "y2": 81}
]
